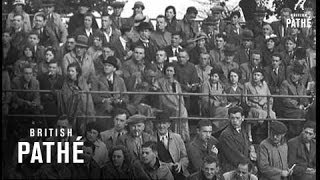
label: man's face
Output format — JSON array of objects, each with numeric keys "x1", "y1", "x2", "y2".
[
  {"x1": 253, "y1": 72, "x2": 263, "y2": 83},
  {"x1": 243, "y1": 39, "x2": 252, "y2": 49},
  {"x1": 230, "y1": 72, "x2": 239, "y2": 84},
  {"x1": 82, "y1": 146, "x2": 93, "y2": 164},
  {"x1": 44, "y1": 6, "x2": 54, "y2": 14},
  {"x1": 290, "y1": 72, "x2": 301, "y2": 83},
  {"x1": 93, "y1": 37, "x2": 102, "y2": 47},
  {"x1": 67, "y1": 67, "x2": 78, "y2": 81},
  {"x1": 285, "y1": 40, "x2": 296, "y2": 51},
  {"x1": 216, "y1": 37, "x2": 225, "y2": 49},
  {"x1": 48, "y1": 63, "x2": 58, "y2": 75},
  {"x1": 178, "y1": 51, "x2": 189, "y2": 65},
  {"x1": 23, "y1": 68, "x2": 33, "y2": 82},
  {"x1": 28, "y1": 34, "x2": 40, "y2": 46},
  {"x1": 133, "y1": 6, "x2": 143, "y2": 15},
  {"x1": 2, "y1": 32, "x2": 11, "y2": 44},
  {"x1": 156, "y1": 17, "x2": 167, "y2": 31},
  {"x1": 200, "y1": 54, "x2": 210, "y2": 66},
  {"x1": 281, "y1": 11, "x2": 291, "y2": 23},
  {"x1": 84, "y1": 16, "x2": 93, "y2": 29},
  {"x1": 139, "y1": 29, "x2": 151, "y2": 40},
  {"x1": 165, "y1": 8, "x2": 175, "y2": 20},
  {"x1": 45, "y1": 50, "x2": 54, "y2": 62},
  {"x1": 289, "y1": 27, "x2": 299, "y2": 36},
  {"x1": 156, "y1": 122, "x2": 170, "y2": 135},
  {"x1": 187, "y1": 13, "x2": 197, "y2": 22},
  {"x1": 202, "y1": 162, "x2": 218, "y2": 179},
  {"x1": 102, "y1": 47, "x2": 115, "y2": 59},
  {"x1": 271, "y1": 56, "x2": 281, "y2": 69},
  {"x1": 171, "y1": 35, "x2": 182, "y2": 47},
  {"x1": 231, "y1": 15, "x2": 239, "y2": 25},
  {"x1": 133, "y1": 48, "x2": 145, "y2": 61},
  {"x1": 199, "y1": 126, "x2": 212, "y2": 142},
  {"x1": 156, "y1": 50, "x2": 166, "y2": 64},
  {"x1": 114, "y1": 114, "x2": 127, "y2": 131},
  {"x1": 212, "y1": 11, "x2": 221, "y2": 20},
  {"x1": 251, "y1": 53, "x2": 261, "y2": 66},
  {"x1": 229, "y1": 112, "x2": 243, "y2": 129},
  {"x1": 197, "y1": 39, "x2": 206, "y2": 48},
  {"x1": 14, "y1": 4, "x2": 23, "y2": 12},
  {"x1": 34, "y1": 16, "x2": 45, "y2": 29},
  {"x1": 266, "y1": 39, "x2": 275, "y2": 49},
  {"x1": 102, "y1": 16, "x2": 112, "y2": 29},
  {"x1": 86, "y1": 129, "x2": 99, "y2": 142},
  {"x1": 141, "y1": 147, "x2": 156, "y2": 165},
  {"x1": 165, "y1": 66, "x2": 175, "y2": 78},
  {"x1": 24, "y1": 47, "x2": 33, "y2": 58},
  {"x1": 75, "y1": 46, "x2": 87, "y2": 57},
  {"x1": 103, "y1": 63, "x2": 116, "y2": 75},
  {"x1": 210, "y1": 73, "x2": 219, "y2": 83},
  {"x1": 270, "y1": 133, "x2": 285, "y2": 144},
  {"x1": 112, "y1": 150, "x2": 125, "y2": 167},
  {"x1": 236, "y1": 164, "x2": 249, "y2": 179},
  {"x1": 66, "y1": 38, "x2": 76, "y2": 51},
  {"x1": 129, "y1": 123, "x2": 145, "y2": 137},
  {"x1": 114, "y1": 7, "x2": 123, "y2": 16},
  {"x1": 79, "y1": 6, "x2": 89, "y2": 14},
  {"x1": 255, "y1": 15, "x2": 265, "y2": 23},
  {"x1": 263, "y1": 25, "x2": 273, "y2": 36},
  {"x1": 225, "y1": 55, "x2": 234, "y2": 63},
  {"x1": 301, "y1": 128, "x2": 315, "y2": 142},
  {"x1": 12, "y1": 15, "x2": 23, "y2": 29}
]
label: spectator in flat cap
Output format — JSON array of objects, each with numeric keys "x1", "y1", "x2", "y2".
[
  {"x1": 288, "y1": 121, "x2": 316, "y2": 180},
  {"x1": 225, "y1": 10, "x2": 243, "y2": 47},
  {"x1": 244, "y1": 67, "x2": 276, "y2": 144},
  {"x1": 188, "y1": 32, "x2": 209, "y2": 65},
  {"x1": 234, "y1": 29, "x2": 254, "y2": 65},
  {"x1": 208, "y1": 4, "x2": 227, "y2": 34},
  {"x1": 116, "y1": 114, "x2": 156, "y2": 162},
  {"x1": 91, "y1": 54, "x2": 128, "y2": 131},
  {"x1": 258, "y1": 120, "x2": 291, "y2": 180},
  {"x1": 187, "y1": 119, "x2": 219, "y2": 173},
  {"x1": 216, "y1": 43, "x2": 239, "y2": 79},
  {"x1": 154, "y1": 111, "x2": 190, "y2": 178},
  {"x1": 67, "y1": 0, "x2": 99, "y2": 35},
  {"x1": 110, "y1": 1, "x2": 126, "y2": 29},
  {"x1": 164, "y1": 6, "x2": 179, "y2": 34},
  {"x1": 6, "y1": 0, "x2": 31, "y2": 33},
  {"x1": 83, "y1": 121, "x2": 109, "y2": 168}
]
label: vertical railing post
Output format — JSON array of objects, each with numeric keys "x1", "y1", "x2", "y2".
[
  {"x1": 266, "y1": 94, "x2": 271, "y2": 137},
  {"x1": 85, "y1": 91, "x2": 89, "y2": 136},
  {"x1": 178, "y1": 92, "x2": 182, "y2": 135}
]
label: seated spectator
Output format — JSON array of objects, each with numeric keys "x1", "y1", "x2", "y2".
[
  {"x1": 86, "y1": 33, "x2": 104, "y2": 63},
  {"x1": 225, "y1": 69, "x2": 247, "y2": 111},
  {"x1": 94, "y1": 44, "x2": 122, "y2": 76},
  {"x1": 155, "y1": 63, "x2": 189, "y2": 142},
  {"x1": 70, "y1": 141, "x2": 100, "y2": 179},
  {"x1": 100, "y1": 13, "x2": 121, "y2": 44},
  {"x1": 154, "y1": 111, "x2": 189, "y2": 179},
  {"x1": 280, "y1": 36, "x2": 297, "y2": 67},
  {"x1": 187, "y1": 120, "x2": 219, "y2": 173},
  {"x1": 150, "y1": 15, "x2": 172, "y2": 49},
  {"x1": 209, "y1": 33, "x2": 227, "y2": 66},
  {"x1": 38, "y1": 48, "x2": 62, "y2": 76},
  {"x1": 285, "y1": 27, "x2": 306, "y2": 48},
  {"x1": 14, "y1": 44, "x2": 38, "y2": 78},
  {"x1": 244, "y1": 68, "x2": 276, "y2": 143},
  {"x1": 239, "y1": 49, "x2": 264, "y2": 83},
  {"x1": 217, "y1": 44, "x2": 239, "y2": 80},
  {"x1": 132, "y1": 141, "x2": 174, "y2": 179},
  {"x1": 258, "y1": 121, "x2": 292, "y2": 180},
  {"x1": 101, "y1": 145, "x2": 134, "y2": 179},
  {"x1": 222, "y1": 160, "x2": 258, "y2": 180},
  {"x1": 91, "y1": 56, "x2": 128, "y2": 130},
  {"x1": 288, "y1": 121, "x2": 316, "y2": 180},
  {"x1": 164, "y1": 32, "x2": 184, "y2": 63},
  {"x1": 116, "y1": 114, "x2": 156, "y2": 162},
  {"x1": 195, "y1": 52, "x2": 213, "y2": 84},
  {"x1": 224, "y1": 11, "x2": 243, "y2": 47},
  {"x1": 164, "y1": 6, "x2": 178, "y2": 34},
  {"x1": 146, "y1": 49, "x2": 167, "y2": 79},
  {"x1": 234, "y1": 29, "x2": 254, "y2": 65},
  {"x1": 60, "y1": 62, "x2": 96, "y2": 134},
  {"x1": 279, "y1": 62, "x2": 309, "y2": 139},
  {"x1": 9, "y1": 14, "x2": 29, "y2": 51},
  {"x1": 219, "y1": 106, "x2": 257, "y2": 173},
  {"x1": 6, "y1": 0, "x2": 31, "y2": 33},
  {"x1": 100, "y1": 108, "x2": 129, "y2": 149},
  {"x1": 201, "y1": 68, "x2": 229, "y2": 125},
  {"x1": 187, "y1": 155, "x2": 222, "y2": 180},
  {"x1": 82, "y1": 122, "x2": 109, "y2": 168},
  {"x1": 261, "y1": 35, "x2": 281, "y2": 67},
  {"x1": 188, "y1": 32, "x2": 209, "y2": 65}
]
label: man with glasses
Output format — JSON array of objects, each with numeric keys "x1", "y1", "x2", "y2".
[{"x1": 288, "y1": 121, "x2": 316, "y2": 180}]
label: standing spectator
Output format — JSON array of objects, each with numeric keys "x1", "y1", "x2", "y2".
[
  {"x1": 154, "y1": 111, "x2": 190, "y2": 179},
  {"x1": 164, "y1": 32, "x2": 184, "y2": 63},
  {"x1": 155, "y1": 63, "x2": 189, "y2": 142},
  {"x1": 219, "y1": 106, "x2": 257, "y2": 173},
  {"x1": 208, "y1": 5, "x2": 227, "y2": 34},
  {"x1": 239, "y1": 49, "x2": 264, "y2": 83},
  {"x1": 261, "y1": 35, "x2": 281, "y2": 67},
  {"x1": 209, "y1": 33, "x2": 227, "y2": 66},
  {"x1": 288, "y1": 121, "x2": 316, "y2": 180},
  {"x1": 132, "y1": 141, "x2": 174, "y2": 179},
  {"x1": 150, "y1": 15, "x2": 172, "y2": 49},
  {"x1": 280, "y1": 36, "x2": 297, "y2": 67},
  {"x1": 113, "y1": 25, "x2": 133, "y2": 63},
  {"x1": 234, "y1": 29, "x2": 254, "y2": 65},
  {"x1": 9, "y1": 14, "x2": 28, "y2": 51},
  {"x1": 271, "y1": 8, "x2": 292, "y2": 38},
  {"x1": 224, "y1": 11, "x2": 243, "y2": 47},
  {"x1": 188, "y1": 32, "x2": 209, "y2": 65},
  {"x1": 187, "y1": 120, "x2": 219, "y2": 174},
  {"x1": 258, "y1": 121, "x2": 292, "y2": 180},
  {"x1": 100, "y1": 13, "x2": 121, "y2": 44},
  {"x1": 110, "y1": 1, "x2": 126, "y2": 29},
  {"x1": 116, "y1": 114, "x2": 156, "y2": 162},
  {"x1": 91, "y1": 56, "x2": 128, "y2": 130},
  {"x1": 67, "y1": 0, "x2": 99, "y2": 35},
  {"x1": 6, "y1": 0, "x2": 31, "y2": 33},
  {"x1": 222, "y1": 160, "x2": 258, "y2": 180},
  {"x1": 56, "y1": 35, "x2": 76, "y2": 64},
  {"x1": 100, "y1": 108, "x2": 129, "y2": 150},
  {"x1": 164, "y1": 6, "x2": 178, "y2": 34},
  {"x1": 225, "y1": 69, "x2": 247, "y2": 111},
  {"x1": 41, "y1": 0, "x2": 68, "y2": 45},
  {"x1": 195, "y1": 52, "x2": 213, "y2": 84},
  {"x1": 101, "y1": 145, "x2": 134, "y2": 179},
  {"x1": 60, "y1": 62, "x2": 96, "y2": 135},
  {"x1": 188, "y1": 155, "x2": 222, "y2": 180},
  {"x1": 176, "y1": 6, "x2": 200, "y2": 49},
  {"x1": 38, "y1": 48, "x2": 62, "y2": 76},
  {"x1": 217, "y1": 44, "x2": 239, "y2": 80}
]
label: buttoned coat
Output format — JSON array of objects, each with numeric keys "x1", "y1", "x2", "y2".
[{"x1": 100, "y1": 128, "x2": 128, "y2": 150}]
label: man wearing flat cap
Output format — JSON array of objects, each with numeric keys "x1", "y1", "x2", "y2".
[
  {"x1": 279, "y1": 62, "x2": 309, "y2": 139},
  {"x1": 116, "y1": 114, "x2": 156, "y2": 162},
  {"x1": 154, "y1": 111, "x2": 190, "y2": 179},
  {"x1": 91, "y1": 55, "x2": 128, "y2": 130},
  {"x1": 216, "y1": 43, "x2": 239, "y2": 79},
  {"x1": 234, "y1": 29, "x2": 254, "y2": 65},
  {"x1": 258, "y1": 120, "x2": 292, "y2": 180}
]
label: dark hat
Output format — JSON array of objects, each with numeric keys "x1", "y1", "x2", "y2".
[
  {"x1": 137, "y1": 21, "x2": 153, "y2": 32},
  {"x1": 292, "y1": 62, "x2": 305, "y2": 75},
  {"x1": 270, "y1": 121, "x2": 287, "y2": 135},
  {"x1": 127, "y1": 114, "x2": 146, "y2": 125},
  {"x1": 242, "y1": 29, "x2": 254, "y2": 40},
  {"x1": 111, "y1": 1, "x2": 125, "y2": 8},
  {"x1": 230, "y1": 11, "x2": 241, "y2": 18},
  {"x1": 75, "y1": 35, "x2": 89, "y2": 48},
  {"x1": 86, "y1": 122, "x2": 101, "y2": 133},
  {"x1": 42, "y1": 0, "x2": 55, "y2": 7},
  {"x1": 252, "y1": 68, "x2": 265, "y2": 76},
  {"x1": 210, "y1": 5, "x2": 224, "y2": 13},
  {"x1": 294, "y1": 48, "x2": 306, "y2": 60},
  {"x1": 102, "y1": 56, "x2": 118, "y2": 70},
  {"x1": 224, "y1": 44, "x2": 237, "y2": 56},
  {"x1": 254, "y1": 7, "x2": 267, "y2": 16},
  {"x1": 155, "y1": 111, "x2": 171, "y2": 123},
  {"x1": 132, "y1": 1, "x2": 145, "y2": 10},
  {"x1": 79, "y1": 0, "x2": 91, "y2": 7},
  {"x1": 209, "y1": 67, "x2": 224, "y2": 77},
  {"x1": 202, "y1": 16, "x2": 220, "y2": 26},
  {"x1": 197, "y1": 119, "x2": 212, "y2": 128}
]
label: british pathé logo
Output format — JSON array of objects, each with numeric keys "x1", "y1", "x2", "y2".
[{"x1": 286, "y1": 13, "x2": 312, "y2": 28}]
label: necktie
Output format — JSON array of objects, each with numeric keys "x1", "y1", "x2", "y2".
[{"x1": 273, "y1": 69, "x2": 278, "y2": 76}]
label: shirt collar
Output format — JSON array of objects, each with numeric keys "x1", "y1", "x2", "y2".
[
  {"x1": 158, "y1": 132, "x2": 169, "y2": 140},
  {"x1": 119, "y1": 36, "x2": 128, "y2": 43}
]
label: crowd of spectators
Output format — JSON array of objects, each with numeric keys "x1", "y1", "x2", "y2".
[{"x1": 2, "y1": 0, "x2": 316, "y2": 179}]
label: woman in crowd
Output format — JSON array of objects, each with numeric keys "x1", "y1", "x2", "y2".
[
  {"x1": 102, "y1": 145, "x2": 134, "y2": 179},
  {"x1": 165, "y1": 5, "x2": 178, "y2": 33},
  {"x1": 38, "y1": 47, "x2": 62, "y2": 76},
  {"x1": 14, "y1": 44, "x2": 38, "y2": 78}
]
